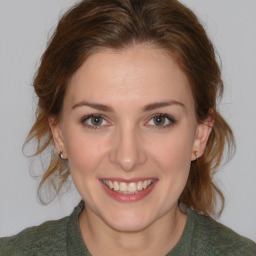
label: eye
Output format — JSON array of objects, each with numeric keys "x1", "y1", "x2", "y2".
[
  {"x1": 146, "y1": 114, "x2": 175, "y2": 128},
  {"x1": 81, "y1": 114, "x2": 109, "y2": 129}
]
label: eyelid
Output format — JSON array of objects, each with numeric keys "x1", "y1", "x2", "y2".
[
  {"x1": 80, "y1": 113, "x2": 175, "y2": 129},
  {"x1": 145, "y1": 113, "x2": 175, "y2": 128},
  {"x1": 80, "y1": 114, "x2": 110, "y2": 129}
]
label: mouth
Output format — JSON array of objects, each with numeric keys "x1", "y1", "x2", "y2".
[{"x1": 101, "y1": 178, "x2": 156, "y2": 194}]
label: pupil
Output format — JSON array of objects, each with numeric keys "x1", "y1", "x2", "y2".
[
  {"x1": 154, "y1": 116, "x2": 165, "y2": 125},
  {"x1": 92, "y1": 116, "x2": 102, "y2": 125}
]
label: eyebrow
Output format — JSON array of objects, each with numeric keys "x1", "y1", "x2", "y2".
[
  {"x1": 72, "y1": 100, "x2": 185, "y2": 112},
  {"x1": 72, "y1": 101, "x2": 114, "y2": 112},
  {"x1": 142, "y1": 101, "x2": 185, "y2": 112}
]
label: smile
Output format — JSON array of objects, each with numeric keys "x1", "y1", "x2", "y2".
[{"x1": 102, "y1": 179, "x2": 154, "y2": 194}]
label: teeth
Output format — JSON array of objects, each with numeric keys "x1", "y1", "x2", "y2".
[
  {"x1": 103, "y1": 179, "x2": 154, "y2": 194},
  {"x1": 119, "y1": 182, "x2": 127, "y2": 192},
  {"x1": 109, "y1": 180, "x2": 114, "y2": 189},
  {"x1": 128, "y1": 182, "x2": 137, "y2": 193},
  {"x1": 142, "y1": 180, "x2": 148, "y2": 189},
  {"x1": 113, "y1": 181, "x2": 119, "y2": 191},
  {"x1": 137, "y1": 181, "x2": 143, "y2": 191}
]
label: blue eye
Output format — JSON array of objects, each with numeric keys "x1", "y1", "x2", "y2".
[
  {"x1": 147, "y1": 114, "x2": 175, "y2": 127},
  {"x1": 81, "y1": 114, "x2": 108, "y2": 129}
]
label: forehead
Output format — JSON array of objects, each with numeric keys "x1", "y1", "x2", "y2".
[{"x1": 65, "y1": 44, "x2": 194, "y2": 110}]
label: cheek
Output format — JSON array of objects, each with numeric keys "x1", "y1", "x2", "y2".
[
  {"x1": 151, "y1": 133, "x2": 194, "y2": 167},
  {"x1": 147, "y1": 129, "x2": 195, "y2": 189},
  {"x1": 65, "y1": 132, "x2": 107, "y2": 175}
]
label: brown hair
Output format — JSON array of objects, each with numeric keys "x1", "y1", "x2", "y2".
[{"x1": 26, "y1": 0, "x2": 235, "y2": 216}]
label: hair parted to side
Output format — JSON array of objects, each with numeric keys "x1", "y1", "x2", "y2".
[{"x1": 25, "y1": 0, "x2": 235, "y2": 216}]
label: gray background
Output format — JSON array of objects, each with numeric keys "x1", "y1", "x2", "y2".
[{"x1": 0, "y1": 0, "x2": 255, "y2": 241}]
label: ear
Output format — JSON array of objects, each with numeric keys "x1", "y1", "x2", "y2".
[
  {"x1": 191, "y1": 115, "x2": 214, "y2": 161},
  {"x1": 48, "y1": 116, "x2": 67, "y2": 158}
]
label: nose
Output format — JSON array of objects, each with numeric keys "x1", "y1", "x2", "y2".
[{"x1": 109, "y1": 126, "x2": 147, "y2": 172}]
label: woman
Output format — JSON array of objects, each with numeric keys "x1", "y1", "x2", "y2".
[{"x1": 0, "y1": 0, "x2": 255, "y2": 255}]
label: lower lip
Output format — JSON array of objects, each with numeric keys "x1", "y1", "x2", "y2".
[{"x1": 100, "y1": 180, "x2": 158, "y2": 202}]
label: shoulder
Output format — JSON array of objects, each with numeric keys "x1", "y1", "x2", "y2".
[
  {"x1": 0, "y1": 216, "x2": 69, "y2": 256},
  {"x1": 190, "y1": 210, "x2": 256, "y2": 256}
]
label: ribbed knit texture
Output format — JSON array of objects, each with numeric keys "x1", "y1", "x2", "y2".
[{"x1": 0, "y1": 202, "x2": 255, "y2": 255}]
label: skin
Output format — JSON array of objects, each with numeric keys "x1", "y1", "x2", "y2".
[{"x1": 50, "y1": 44, "x2": 212, "y2": 256}]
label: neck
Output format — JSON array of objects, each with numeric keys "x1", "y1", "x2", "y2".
[{"x1": 79, "y1": 205, "x2": 187, "y2": 256}]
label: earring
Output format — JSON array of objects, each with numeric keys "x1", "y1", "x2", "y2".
[
  {"x1": 195, "y1": 152, "x2": 199, "y2": 161},
  {"x1": 59, "y1": 150, "x2": 64, "y2": 160}
]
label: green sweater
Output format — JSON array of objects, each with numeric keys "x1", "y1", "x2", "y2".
[{"x1": 0, "y1": 202, "x2": 255, "y2": 255}]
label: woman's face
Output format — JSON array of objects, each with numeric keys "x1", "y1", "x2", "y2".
[{"x1": 51, "y1": 44, "x2": 211, "y2": 232}]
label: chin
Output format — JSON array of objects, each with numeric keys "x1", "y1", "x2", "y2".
[
  {"x1": 107, "y1": 219, "x2": 151, "y2": 233},
  {"x1": 101, "y1": 209, "x2": 157, "y2": 232}
]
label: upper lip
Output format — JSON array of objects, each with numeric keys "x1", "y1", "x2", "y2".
[{"x1": 100, "y1": 177, "x2": 158, "y2": 182}]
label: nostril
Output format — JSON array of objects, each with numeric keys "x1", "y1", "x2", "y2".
[
  {"x1": 108, "y1": 128, "x2": 147, "y2": 171},
  {"x1": 109, "y1": 145, "x2": 147, "y2": 172}
]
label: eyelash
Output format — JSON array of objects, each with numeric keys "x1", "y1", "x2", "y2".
[
  {"x1": 80, "y1": 113, "x2": 175, "y2": 129},
  {"x1": 80, "y1": 114, "x2": 108, "y2": 129},
  {"x1": 146, "y1": 114, "x2": 175, "y2": 128}
]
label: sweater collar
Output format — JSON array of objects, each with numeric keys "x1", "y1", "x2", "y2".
[
  {"x1": 66, "y1": 201, "x2": 195, "y2": 256},
  {"x1": 67, "y1": 201, "x2": 92, "y2": 256}
]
